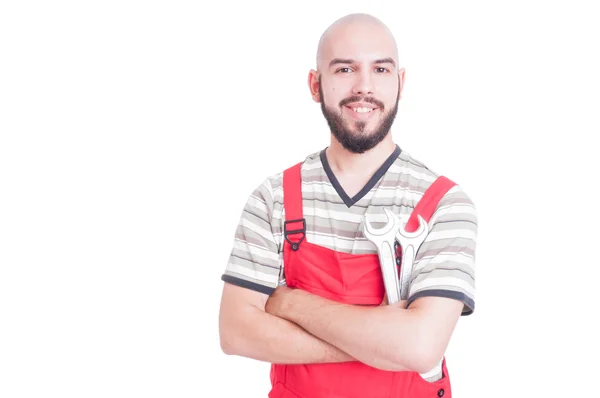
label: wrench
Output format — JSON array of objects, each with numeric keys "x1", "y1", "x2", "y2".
[
  {"x1": 395, "y1": 214, "x2": 429, "y2": 301},
  {"x1": 362, "y1": 208, "x2": 402, "y2": 304}
]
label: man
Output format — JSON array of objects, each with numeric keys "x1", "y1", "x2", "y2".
[{"x1": 218, "y1": 12, "x2": 478, "y2": 398}]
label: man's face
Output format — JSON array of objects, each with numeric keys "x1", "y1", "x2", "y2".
[{"x1": 313, "y1": 24, "x2": 403, "y2": 153}]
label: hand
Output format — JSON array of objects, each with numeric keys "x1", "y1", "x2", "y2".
[{"x1": 265, "y1": 285, "x2": 294, "y2": 317}]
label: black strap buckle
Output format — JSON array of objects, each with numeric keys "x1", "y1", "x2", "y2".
[{"x1": 284, "y1": 218, "x2": 306, "y2": 251}]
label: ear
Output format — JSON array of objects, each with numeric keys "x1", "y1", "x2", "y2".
[
  {"x1": 308, "y1": 69, "x2": 321, "y2": 103},
  {"x1": 398, "y1": 68, "x2": 406, "y2": 99}
]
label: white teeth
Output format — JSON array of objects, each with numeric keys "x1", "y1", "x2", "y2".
[{"x1": 352, "y1": 107, "x2": 373, "y2": 113}]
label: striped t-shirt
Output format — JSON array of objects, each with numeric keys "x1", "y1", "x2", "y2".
[{"x1": 221, "y1": 145, "x2": 478, "y2": 379}]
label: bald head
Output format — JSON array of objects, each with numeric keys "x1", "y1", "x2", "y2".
[
  {"x1": 307, "y1": 13, "x2": 404, "y2": 154},
  {"x1": 316, "y1": 13, "x2": 399, "y2": 71}
]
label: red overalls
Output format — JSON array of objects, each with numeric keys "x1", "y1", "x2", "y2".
[{"x1": 269, "y1": 162, "x2": 457, "y2": 398}]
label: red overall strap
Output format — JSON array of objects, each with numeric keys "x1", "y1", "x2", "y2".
[
  {"x1": 283, "y1": 162, "x2": 305, "y2": 251},
  {"x1": 405, "y1": 175, "x2": 457, "y2": 232}
]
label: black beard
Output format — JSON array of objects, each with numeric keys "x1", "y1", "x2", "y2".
[{"x1": 318, "y1": 79, "x2": 399, "y2": 154}]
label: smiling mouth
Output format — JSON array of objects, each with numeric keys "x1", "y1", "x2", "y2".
[
  {"x1": 348, "y1": 106, "x2": 376, "y2": 113},
  {"x1": 342, "y1": 105, "x2": 380, "y2": 122}
]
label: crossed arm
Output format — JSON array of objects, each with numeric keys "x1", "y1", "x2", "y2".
[{"x1": 218, "y1": 282, "x2": 463, "y2": 373}]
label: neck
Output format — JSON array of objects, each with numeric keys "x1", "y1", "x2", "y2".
[{"x1": 325, "y1": 134, "x2": 397, "y2": 175}]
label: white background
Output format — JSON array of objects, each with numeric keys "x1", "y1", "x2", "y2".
[{"x1": 1, "y1": 1, "x2": 599, "y2": 397}]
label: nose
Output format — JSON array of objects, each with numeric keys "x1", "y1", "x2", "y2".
[{"x1": 352, "y1": 70, "x2": 374, "y2": 96}]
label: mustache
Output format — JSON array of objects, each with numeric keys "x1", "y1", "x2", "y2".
[{"x1": 339, "y1": 96, "x2": 384, "y2": 109}]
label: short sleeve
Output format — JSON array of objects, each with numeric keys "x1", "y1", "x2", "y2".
[
  {"x1": 406, "y1": 184, "x2": 478, "y2": 315},
  {"x1": 221, "y1": 178, "x2": 282, "y2": 296}
]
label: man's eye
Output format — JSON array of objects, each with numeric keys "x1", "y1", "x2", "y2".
[
  {"x1": 337, "y1": 67, "x2": 352, "y2": 73},
  {"x1": 376, "y1": 67, "x2": 389, "y2": 73}
]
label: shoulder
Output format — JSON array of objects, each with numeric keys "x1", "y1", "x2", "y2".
[
  {"x1": 394, "y1": 149, "x2": 443, "y2": 189},
  {"x1": 396, "y1": 148, "x2": 477, "y2": 214},
  {"x1": 250, "y1": 149, "x2": 323, "y2": 204}
]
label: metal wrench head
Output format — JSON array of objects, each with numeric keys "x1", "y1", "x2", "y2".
[
  {"x1": 362, "y1": 208, "x2": 400, "y2": 240},
  {"x1": 395, "y1": 214, "x2": 428, "y2": 245}
]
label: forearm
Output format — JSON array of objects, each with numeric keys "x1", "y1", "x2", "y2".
[
  {"x1": 220, "y1": 304, "x2": 355, "y2": 365},
  {"x1": 280, "y1": 289, "x2": 426, "y2": 372}
]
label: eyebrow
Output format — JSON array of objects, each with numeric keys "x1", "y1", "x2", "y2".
[
  {"x1": 375, "y1": 57, "x2": 396, "y2": 67},
  {"x1": 329, "y1": 57, "x2": 396, "y2": 68}
]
